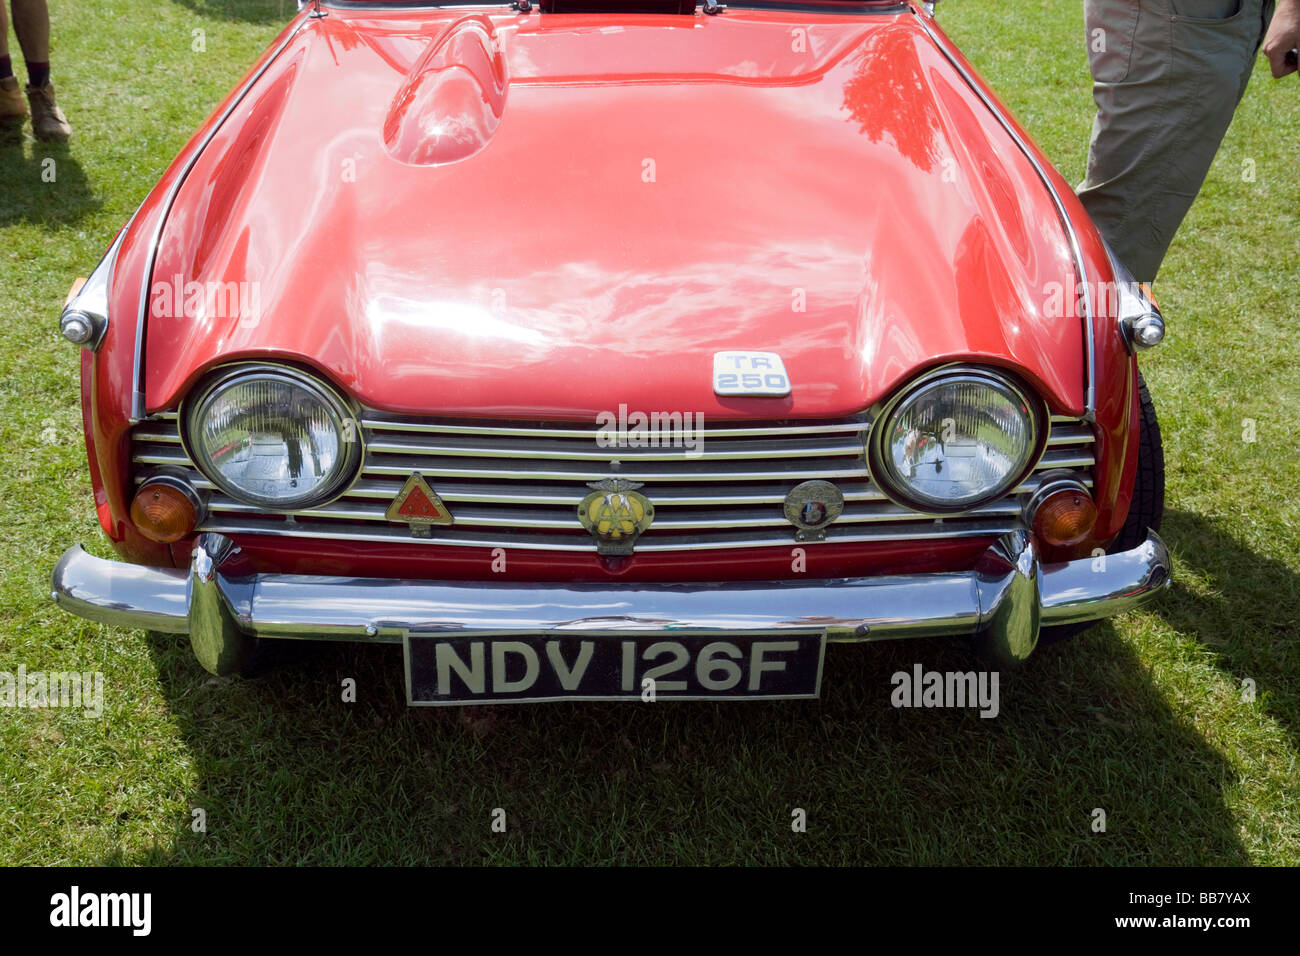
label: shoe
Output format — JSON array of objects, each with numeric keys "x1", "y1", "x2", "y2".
[
  {"x1": 26, "y1": 82, "x2": 71, "y2": 142},
  {"x1": 0, "y1": 75, "x2": 27, "y2": 124}
]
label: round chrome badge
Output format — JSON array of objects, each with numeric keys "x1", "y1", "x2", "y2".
[{"x1": 783, "y1": 480, "x2": 844, "y2": 541}]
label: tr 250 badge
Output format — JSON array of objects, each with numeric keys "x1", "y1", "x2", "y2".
[{"x1": 713, "y1": 351, "x2": 791, "y2": 397}]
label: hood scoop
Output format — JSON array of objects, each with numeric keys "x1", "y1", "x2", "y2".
[{"x1": 383, "y1": 16, "x2": 508, "y2": 166}]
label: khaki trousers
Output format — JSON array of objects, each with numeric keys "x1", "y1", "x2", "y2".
[{"x1": 1077, "y1": 0, "x2": 1275, "y2": 282}]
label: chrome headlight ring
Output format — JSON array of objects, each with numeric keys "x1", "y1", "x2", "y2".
[
  {"x1": 181, "y1": 363, "x2": 363, "y2": 511},
  {"x1": 867, "y1": 365, "x2": 1048, "y2": 515}
]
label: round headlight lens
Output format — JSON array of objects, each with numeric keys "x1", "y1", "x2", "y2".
[
  {"x1": 873, "y1": 370, "x2": 1040, "y2": 512},
  {"x1": 186, "y1": 369, "x2": 359, "y2": 509}
]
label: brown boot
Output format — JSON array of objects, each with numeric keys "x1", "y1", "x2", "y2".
[
  {"x1": 26, "y1": 82, "x2": 71, "y2": 142},
  {"x1": 0, "y1": 75, "x2": 27, "y2": 126}
]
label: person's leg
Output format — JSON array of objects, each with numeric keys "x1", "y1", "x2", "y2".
[
  {"x1": 0, "y1": 2, "x2": 26, "y2": 123},
  {"x1": 10, "y1": 0, "x2": 48, "y2": 87},
  {"x1": 11, "y1": 0, "x2": 67, "y2": 140},
  {"x1": 1, "y1": 1, "x2": 11, "y2": 67},
  {"x1": 1077, "y1": 0, "x2": 1269, "y2": 283}
]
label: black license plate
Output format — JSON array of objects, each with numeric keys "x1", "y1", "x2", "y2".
[{"x1": 404, "y1": 632, "x2": 825, "y2": 705}]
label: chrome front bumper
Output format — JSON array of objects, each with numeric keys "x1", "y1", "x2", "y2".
[{"x1": 51, "y1": 530, "x2": 1171, "y2": 665}]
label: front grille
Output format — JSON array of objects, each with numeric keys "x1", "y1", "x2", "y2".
[{"x1": 131, "y1": 412, "x2": 1095, "y2": 552}]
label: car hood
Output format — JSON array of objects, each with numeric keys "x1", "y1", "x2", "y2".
[{"x1": 143, "y1": 8, "x2": 1085, "y2": 419}]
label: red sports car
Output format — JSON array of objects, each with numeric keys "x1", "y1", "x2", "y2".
[{"x1": 52, "y1": 0, "x2": 1170, "y2": 705}]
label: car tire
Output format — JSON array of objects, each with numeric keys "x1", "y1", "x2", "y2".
[{"x1": 1037, "y1": 370, "x2": 1164, "y2": 645}]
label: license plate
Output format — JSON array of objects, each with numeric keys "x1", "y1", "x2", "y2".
[{"x1": 404, "y1": 632, "x2": 825, "y2": 706}]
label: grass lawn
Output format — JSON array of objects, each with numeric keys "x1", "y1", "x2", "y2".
[{"x1": 0, "y1": 0, "x2": 1296, "y2": 865}]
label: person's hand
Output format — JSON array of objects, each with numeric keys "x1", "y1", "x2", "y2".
[{"x1": 1263, "y1": 0, "x2": 1300, "y2": 78}]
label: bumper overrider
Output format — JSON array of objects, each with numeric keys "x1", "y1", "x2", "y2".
[{"x1": 52, "y1": 529, "x2": 1170, "y2": 670}]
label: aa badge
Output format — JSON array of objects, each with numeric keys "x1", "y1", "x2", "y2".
[{"x1": 577, "y1": 478, "x2": 655, "y2": 556}]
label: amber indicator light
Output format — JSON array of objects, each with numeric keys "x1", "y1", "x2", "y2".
[
  {"x1": 1032, "y1": 488, "x2": 1098, "y2": 549},
  {"x1": 130, "y1": 482, "x2": 198, "y2": 544}
]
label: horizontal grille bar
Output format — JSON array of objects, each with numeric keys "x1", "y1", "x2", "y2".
[
  {"x1": 364, "y1": 433, "x2": 866, "y2": 462},
  {"x1": 360, "y1": 413, "x2": 871, "y2": 441},
  {"x1": 191, "y1": 518, "x2": 1020, "y2": 553},
  {"x1": 135, "y1": 468, "x2": 1089, "y2": 502},
  {"x1": 197, "y1": 495, "x2": 1023, "y2": 529},
  {"x1": 361, "y1": 454, "x2": 874, "y2": 483}
]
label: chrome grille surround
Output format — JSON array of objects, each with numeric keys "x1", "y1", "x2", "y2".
[{"x1": 131, "y1": 412, "x2": 1096, "y2": 553}]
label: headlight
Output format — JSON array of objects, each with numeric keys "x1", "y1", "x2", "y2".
[
  {"x1": 869, "y1": 368, "x2": 1043, "y2": 513},
  {"x1": 184, "y1": 366, "x2": 361, "y2": 510}
]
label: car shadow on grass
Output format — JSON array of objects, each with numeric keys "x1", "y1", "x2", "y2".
[
  {"x1": 115, "y1": 595, "x2": 1251, "y2": 865},
  {"x1": 1157, "y1": 507, "x2": 1299, "y2": 744},
  {"x1": 0, "y1": 133, "x2": 100, "y2": 228}
]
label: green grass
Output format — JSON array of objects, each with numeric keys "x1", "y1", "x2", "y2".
[{"x1": 1, "y1": 0, "x2": 1297, "y2": 865}]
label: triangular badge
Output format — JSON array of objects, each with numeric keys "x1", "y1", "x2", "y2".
[{"x1": 385, "y1": 472, "x2": 453, "y2": 536}]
